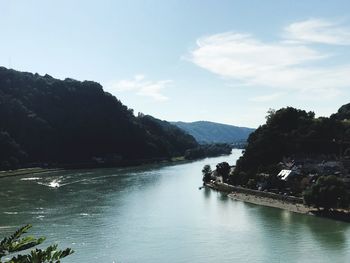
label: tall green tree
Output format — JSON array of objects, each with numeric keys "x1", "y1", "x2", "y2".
[
  {"x1": 202, "y1": 164, "x2": 212, "y2": 183},
  {"x1": 216, "y1": 162, "x2": 230, "y2": 183}
]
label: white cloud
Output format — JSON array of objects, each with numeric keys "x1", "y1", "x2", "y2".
[
  {"x1": 284, "y1": 18, "x2": 350, "y2": 45},
  {"x1": 189, "y1": 20, "x2": 350, "y2": 99},
  {"x1": 106, "y1": 75, "x2": 171, "y2": 101}
]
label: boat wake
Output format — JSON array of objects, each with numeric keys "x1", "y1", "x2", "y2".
[
  {"x1": 20, "y1": 177, "x2": 40, "y2": 181},
  {"x1": 3, "y1": 211, "x2": 18, "y2": 215},
  {"x1": 37, "y1": 178, "x2": 61, "y2": 188},
  {"x1": 34, "y1": 171, "x2": 125, "y2": 188},
  {"x1": 49, "y1": 179, "x2": 60, "y2": 188}
]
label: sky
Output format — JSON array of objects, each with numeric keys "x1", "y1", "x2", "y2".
[{"x1": 1, "y1": 0, "x2": 350, "y2": 128}]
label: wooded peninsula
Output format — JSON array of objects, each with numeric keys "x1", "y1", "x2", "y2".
[{"x1": 203, "y1": 106, "x2": 350, "y2": 220}]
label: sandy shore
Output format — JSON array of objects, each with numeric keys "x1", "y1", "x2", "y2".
[
  {"x1": 227, "y1": 191, "x2": 312, "y2": 214},
  {"x1": 227, "y1": 191, "x2": 350, "y2": 222},
  {"x1": 206, "y1": 183, "x2": 350, "y2": 221}
]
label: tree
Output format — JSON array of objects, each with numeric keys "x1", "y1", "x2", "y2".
[
  {"x1": 303, "y1": 175, "x2": 350, "y2": 210},
  {"x1": 229, "y1": 171, "x2": 249, "y2": 186},
  {"x1": 202, "y1": 164, "x2": 212, "y2": 183},
  {"x1": 0, "y1": 224, "x2": 73, "y2": 263},
  {"x1": 247, "y1": 178, "x2": 257, "y2": 189},
  {"x1": 265, "y1": 108, "x2": 276, "y2": 123},
  {"x1": 216, "y1": 162, "x2": 230, "y2": 183}
]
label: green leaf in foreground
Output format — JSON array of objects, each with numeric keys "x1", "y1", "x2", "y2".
[{"x1": 0, "y1": 224, "x2": 73, "y2": 263}]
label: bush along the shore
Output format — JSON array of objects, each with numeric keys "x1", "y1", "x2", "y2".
[
  {"x1": 202, "y1": 162, "x2": 233, "y2": 185},
  {"x1": 0, "y1": 224, "x2": 73, "y2": 262},
  {"x1": 303, "y1": 175, "x2": 349, "y2": 211},
  {"x1": 216, "y1": 162, "x2": 231, "y2": 183}
]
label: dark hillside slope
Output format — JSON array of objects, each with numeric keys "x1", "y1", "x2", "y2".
[
  {"x1": 0, "y1": 67, "x2": 198, "y2": 169},
  {"x1": 138, "y1": 115, "x2": 198, "y2": 156}
]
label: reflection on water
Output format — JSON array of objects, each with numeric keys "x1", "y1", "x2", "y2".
[
  {"x1": 0, "y1": 150, "x2": 349, "y2": 263},
  {"x1": 307, "y1": 217, "x2": 349, "y2": 250},
  {"x1": 203, "y1": 187, "x2": 211, "y2": 199}
]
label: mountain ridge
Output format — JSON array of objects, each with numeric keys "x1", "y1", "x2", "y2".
[{"x1": 172, "y1": 120, "x2": 254, "y2": 144}]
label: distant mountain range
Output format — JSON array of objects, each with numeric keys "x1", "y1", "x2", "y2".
[{"x1": 172, "y1": 121, "x2": 255, "y2": 144}]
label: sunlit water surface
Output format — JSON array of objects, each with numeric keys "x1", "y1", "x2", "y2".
[{"x1": 0, "y1": 150, "x2": 349, "y2": 262}]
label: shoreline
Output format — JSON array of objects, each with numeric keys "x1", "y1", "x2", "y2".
[
  {"x1": 227, "y1": 191, "x2": 311, "y2": 214},
  {"x1": 205, "y1": 182, "x2": 350, "y2": 222},
  {"x1": 0, "y1": 157, "x2": 187, "y2": 179},
  {"x1": 0, "y1": 153, "x2": 233, "y2": 180},
  {"x1": 206, "y1": 182, "x2": 310, "y2": 214},
  {"x1": 0, "y1": 167, "x2": 63, "y2": 179},
  {"x1": 0, "y1": 151, "x2": 236, "y2": 180}
]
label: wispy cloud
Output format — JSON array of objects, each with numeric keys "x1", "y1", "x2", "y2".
[
  {"x1": 188, "y1": 18, "x2": 350, "y2": 99},
  {"x1": 107, "y1": 75, "x2": 171, "y2": 101},
  {"x1": 284, "y1": 18, "x2": 350, "y2": 45}
]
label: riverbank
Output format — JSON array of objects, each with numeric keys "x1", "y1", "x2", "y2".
[
  {"x1": 0, "y1": 153, "x2": 234, "y2": 180},
  {"x1": 0, "y1": 167, "x2": 63, "y2": 179},
  {"x1": 228, "y1": 191, "x2": 311, "y2": 214},
  {"x1": 206, "y1": 182, "x2": 310, "y2": 213},
  {"x1": 205, "y1": 182, "x2": 350, "y2": 222},
  {"x1": 0, "y1": 157, "x2": 188, "y2": 180}
]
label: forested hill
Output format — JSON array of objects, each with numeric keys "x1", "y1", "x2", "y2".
[
  {"x1": 172, "y1": 121, "x2": 254, "y2": 144},
  {"x1": 234, "y1": 106, "x2": 350, "y2": 178},
  {"x1": 0, "y1": 67, "x2": 198, "y2": 170}
]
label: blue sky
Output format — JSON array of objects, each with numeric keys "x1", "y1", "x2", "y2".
[{"x1": 1, "y1": 0, "x2": 350, "y2": 128}]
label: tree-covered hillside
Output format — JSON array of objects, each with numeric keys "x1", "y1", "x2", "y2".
[
  {"x1": 137, "y1": 114, "x2": 198, "y2": 157},
  {"x1": 234, "y1": 106, "x2": 350, "y2": 179},
  {"x1": 172, "y1": 121, "x2": 254, "y2": 144},
  {"x1": 0, "y1": 67, "x2": 198, "y2": 170}
]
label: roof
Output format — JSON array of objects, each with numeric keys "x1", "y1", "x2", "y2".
[{"x1": 278, "y1": 169, "x2": 292, "y2": 180}]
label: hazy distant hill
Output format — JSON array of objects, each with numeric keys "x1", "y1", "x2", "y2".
[{"x1": 172, "y1": 121, "x2": 254, "y2": 144}]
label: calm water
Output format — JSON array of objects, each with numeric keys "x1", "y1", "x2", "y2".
[{"x1": 0, "y1": 149, "x2": 349, "y2": 263}]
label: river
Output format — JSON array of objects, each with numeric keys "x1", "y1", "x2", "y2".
[{"x1": 0, "y1": 149, "x2": 349, "y2": 262}]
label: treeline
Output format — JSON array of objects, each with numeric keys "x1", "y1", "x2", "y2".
[
  {"x1": 184, "y1": 143, "x2": 232, "y2": 160},
  {"x1": 0, "y1": 67, "x2": 198, "y2": 170}
]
